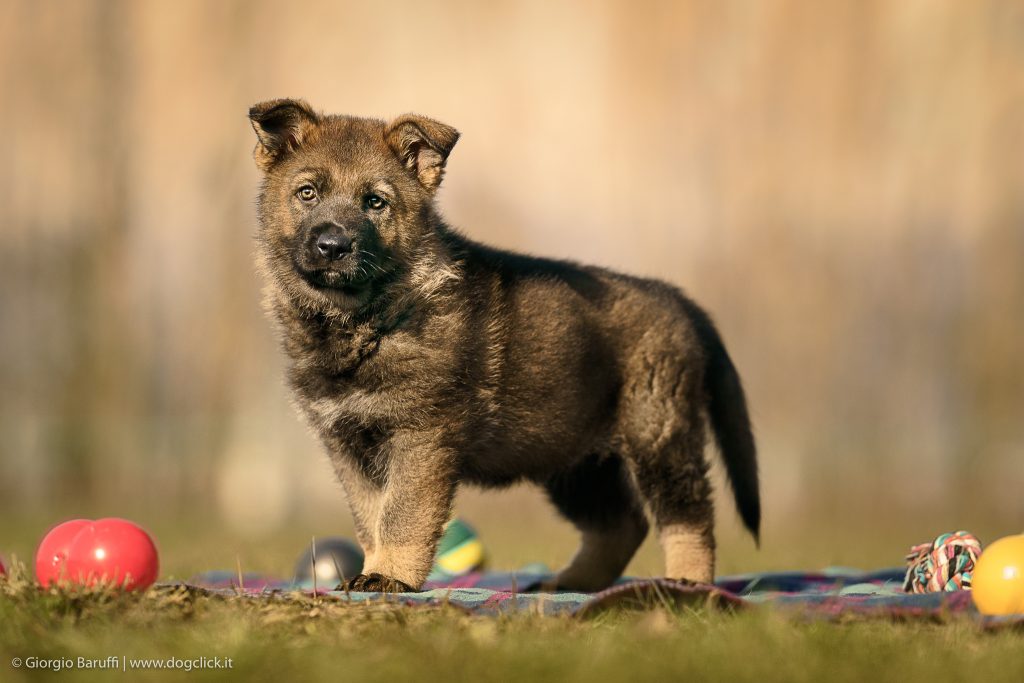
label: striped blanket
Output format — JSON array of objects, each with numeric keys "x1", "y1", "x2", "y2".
[{"x1": 181, "y1": 566, "x2": 1019, "y2": 624}]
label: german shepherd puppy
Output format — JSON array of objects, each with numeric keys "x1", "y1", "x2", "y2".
[{"x1": 248, "y1": 99, "x2": 760, "y2": 592}]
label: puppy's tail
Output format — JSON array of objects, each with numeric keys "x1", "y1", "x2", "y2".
[{"x1": 688, "y1": 303, "x2": 761, "y2": 544}]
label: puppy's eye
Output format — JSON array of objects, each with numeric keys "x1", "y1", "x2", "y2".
[
  {"x1": 296, "y1": 185, "x2": 318, "y2": 202},
  {"x1": 365, "y1": 194, "x2": 387, "y2": 211}
]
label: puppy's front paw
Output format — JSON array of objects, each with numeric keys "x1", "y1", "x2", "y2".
[
  {"x1": 337, "y1": 573, "x2": 415, "y2": 593},
  {"x1": 665, "y1": 576, "x2": 699, "y2": 587}
]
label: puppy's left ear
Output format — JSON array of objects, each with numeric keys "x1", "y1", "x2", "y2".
[
  {"x1": 248, "y1": 99, "x2": 319, "y2": 170},
  {"x1": 386, "y1": 114, "x2": 460, "y2": 191}
]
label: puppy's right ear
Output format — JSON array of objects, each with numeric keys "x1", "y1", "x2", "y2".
[
  {"x1": 386, "y1": 114, "x2": 459, "y2": 192},
  {"x1": 248, "y1": 99, "x2": 319, "y2": 170}
]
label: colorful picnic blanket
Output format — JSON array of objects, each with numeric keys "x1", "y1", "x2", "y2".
[{"x1": 179, "y1": 566, "x2": 1020, "y2": 625}]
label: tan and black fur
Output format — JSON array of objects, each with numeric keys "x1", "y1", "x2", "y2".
[{"x1": 248, "y1": 99, "x2": 760, "y2": 592}]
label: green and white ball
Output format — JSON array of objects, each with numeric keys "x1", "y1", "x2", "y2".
[{"x1": 430, "y1": 519, "x2": 485, "y2": 579}]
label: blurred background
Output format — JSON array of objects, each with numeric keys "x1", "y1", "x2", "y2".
[{"x1": 1, "y1": 0, "x2": 1022, "y2": 577}]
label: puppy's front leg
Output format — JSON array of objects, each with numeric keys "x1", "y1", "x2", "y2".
[
  {"x1": 332, "y1": 456, "x2": 384, "y2": 568},
  {"x1": 340, "y1": 434, "x2": 456, "y2": 592}
]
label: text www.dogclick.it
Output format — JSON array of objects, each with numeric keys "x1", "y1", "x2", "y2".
[{"x1": 11, "y1": 655, "x2": 234, "y2": 672}]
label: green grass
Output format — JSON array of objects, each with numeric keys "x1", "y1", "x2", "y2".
[
  {"x1": 2, "y1": 562, "x2": 1023, "y2": 683},
  {"x1": 3, "y1": 488, "x2": 1023, "y2": 682},
  {"x1": 3, "y1": 553, "x2": 1024, "y2": 683}
]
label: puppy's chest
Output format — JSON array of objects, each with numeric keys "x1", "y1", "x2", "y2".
[{"x1": 288, "y1": 328, "x2": 458, "y2": 438}]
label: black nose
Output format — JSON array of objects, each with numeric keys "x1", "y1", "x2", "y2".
[{"x1": 315, "y1": 231, "x2": 353, "y2": 260}]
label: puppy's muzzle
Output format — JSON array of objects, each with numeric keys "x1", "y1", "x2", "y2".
[{"x1": 313, "y1": 223, "x2": 354, "y2": 261}]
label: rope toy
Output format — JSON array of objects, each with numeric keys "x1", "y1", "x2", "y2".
[{"x1": 903, "y1": 530, "x2": 982, "y2": 593}]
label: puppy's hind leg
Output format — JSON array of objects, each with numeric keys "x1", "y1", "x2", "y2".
[
  {"x1": 630, "y1": 428, "x2": 716, "y2": 585},
  {"x1": 544, "y1": 453, "x2": 649, "y2": 592}
]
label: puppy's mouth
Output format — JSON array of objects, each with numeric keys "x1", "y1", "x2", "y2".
[
  {"x1": 299, "y1": 265, "x2": 368, "y2": 293},
  {"x1": 291, "y1": 238, "x2": 394, "y2": 300}
]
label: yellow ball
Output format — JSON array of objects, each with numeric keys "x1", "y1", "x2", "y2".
[{"x1": 972, "y1": 534, "x2": 1024, "y2": 616}]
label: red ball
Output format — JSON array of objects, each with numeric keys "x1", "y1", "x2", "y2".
[
  {"x1": 0, "y1": 556, "x2": 6, "y2": 576},
  {"x1": 35, "y1": 518, "x2": 90, "y2": 586},
  {"x1": 35, "y1": 518, "x2": 159, "y2": 591}
]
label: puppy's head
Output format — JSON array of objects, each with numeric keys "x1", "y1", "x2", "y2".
[{"x1": 249, "y1": 99, "x2": 459, "y2": 313}]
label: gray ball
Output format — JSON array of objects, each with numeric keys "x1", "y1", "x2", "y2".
[{"x1": 293, "y1": 538, "x2": 364, "y2": 586}]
